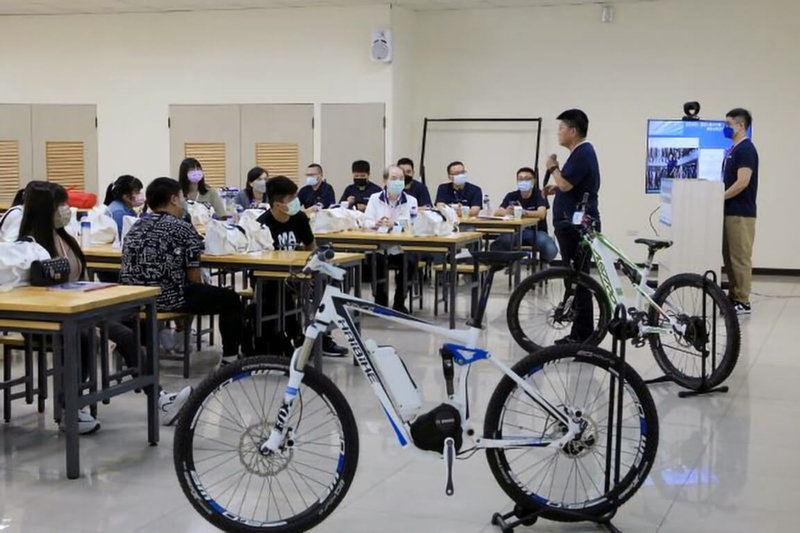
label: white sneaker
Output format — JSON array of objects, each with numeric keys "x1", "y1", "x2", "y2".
[
  {"x1": 159, "y1": 386, "x2": 193, "y2": 426},
  {"x1": 59, "y1": 410, "x2": 101, "y2": 435}
]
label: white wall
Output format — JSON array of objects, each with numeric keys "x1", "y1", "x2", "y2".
[
  {"x1": 0, "y1": 5, "x2": 392, "y2": 190},
  {"x1": 406, "y1": 0, "x2": 800, "y2": 269}
]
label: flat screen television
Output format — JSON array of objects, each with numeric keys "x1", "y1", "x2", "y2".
[{"x1": 645, "y1": 119, "x2": 752, "y2": 194}]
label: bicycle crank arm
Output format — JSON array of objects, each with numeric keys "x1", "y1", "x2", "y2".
[{"x1": 443, "y1": 437, "x2": 455, "y2": 496}]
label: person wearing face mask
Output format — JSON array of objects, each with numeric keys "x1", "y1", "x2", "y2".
[
  {"x1": 236, "y1": 166, "x2": 269, "y2": 209},
  {"x1": 397, "y1": 157, "x2": 432, "y2": 207},
  {"x1": 178, "y1": 157, "x2": 227, "y2": 219},
  {"x1": 365, "y1": 166, "x2": 419, "y2": 314},
  {"x1": 104, "y1": 174, "x2": 144, "y2": 236},
  {"x1": 543, "y1": 109, "x2": 601, "y2": 345},
  {"x1": 490, "y1": 167, "x2": 558, "y2": 262},
  {"x1": 122, "y1": 178, "x2": 244, "y2": 365},
  {"x1": 435, "y1": 161, "x2": 483, "y2": 217},
  {"x1": 721, "y1": 108, "x2": 758, "y2": 315},
  {"x1": 298, "y1": 163, "x2": 337, "y2": 213},
  {"x1": 254, "y1": 176, "x2": 349, "y2": 357},
  {"x1": 340, "y1": 160, "x2": 382, "y2": 212}
]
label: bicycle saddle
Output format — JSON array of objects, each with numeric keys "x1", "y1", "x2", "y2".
[
  {"x1": 471, "y1": 251, "x2": 529, "y2": 267},
  {"x1": 634, "y1": 238, "x2": 673, "y2": 251}
]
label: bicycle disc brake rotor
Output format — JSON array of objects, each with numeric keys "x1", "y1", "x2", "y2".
[
  {"x1": 674, "y1": 315, "x2": 709, "y2": 353},
  {"x1": 550, "y1": 407, "x2": 599, "y2": 459},
  {"x1": 548, "y1": 297, "x2": 576, "y2": 329},
  {"x1": 240, "y1": 422, "x2": 294, "y2": 476}
]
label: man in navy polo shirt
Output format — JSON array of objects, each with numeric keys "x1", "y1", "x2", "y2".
[
  {"x1": 544, "y1": 109, "x2": 601, "y2": 344},
  {"x1": 721, "y1": 108, "x2": 758, "y2": 315},
  {"x1": 490, "y1": 167, "x2": 558, "y2": 261},
  {"x1": 340, "y1": 160, "x2": 382, "y2": 212},
  {"x1": 435, "y1": 161, "x2": 483, "y2": 216},
  {"x1": 397, "y1": 157, "x2": 432, "y2": 206},
  {"x1": 298, "y1": 163, "x2": 336, "y2": 213}
]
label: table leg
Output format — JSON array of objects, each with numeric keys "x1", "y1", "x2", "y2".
[
  {"x1": 471, "y1": 244, "x2": 480, "y2": 319},
  {"x1": 255, "y1": 279, "x2": 264, "y2": 337},
  {"x1": 449, "y1": 244, "x2": 457, "y2": 329},
  {"x1": 62, "y1": 320, "x2": 80, "y2": 479},
  {"x1": 144, "y1": 302, "x2": 159, "y2": 446}
]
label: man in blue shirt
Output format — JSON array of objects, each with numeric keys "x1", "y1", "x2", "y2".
[
  {"x1": 397, "y1": 157, "x2": 432, "y2": 206},
  {"x1": 434, "y1": 161, "x2": 483, "y2": 216},
  {"x1": 721, "y1": 108, "x2": 758, "y2": 315},
  {"x1": 544, "y1": 109, "x2": 601, "y2": 344},
  {"x1": 490, "y1": 167, "x2": 558, "y2": 261},
  {"x1": 339, "y1": 160, "x2": 382, "y2": 212},
  {"x1": 298, "y1": 163, "x2": 336, "y2": 213}
]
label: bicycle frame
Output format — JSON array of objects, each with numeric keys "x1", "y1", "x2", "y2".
[
  {"x1": 583, "y1": 231, "x2": 684, "y2": 337},
  {"x1": 261, "y1": 258, "x2": 581, "y2": 456}
]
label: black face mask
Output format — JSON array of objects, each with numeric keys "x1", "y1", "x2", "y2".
[
  {"x1": 354, "y1": 179, "x2": 368, "y2": 188},
  {"x1": 404, "y1": 175, "x2": 413, "y2": 185}
]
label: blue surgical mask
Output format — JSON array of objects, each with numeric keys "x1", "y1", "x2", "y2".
[
  {"x1": 722, "y1": 125, "x2": 735, "y2": 139},
  {"x1": 453, "y1": 173, "x2": 468, "y2": 186},
  {"x1": 287, "y1": 198, "x2": 301, "y2": 216},
  {"x1": 306, "y1": 176, "x2": 318, "y2": 187},
  {"x1": 387, "y1": 180, "x2": 405, "y2": 196},
  {"x1": 517, "y1": 180, "x2": 533, "y2": 192}
]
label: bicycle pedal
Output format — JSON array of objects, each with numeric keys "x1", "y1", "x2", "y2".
[{"x1": 443, "y1": 437, "x2": 455, "y2": 496}]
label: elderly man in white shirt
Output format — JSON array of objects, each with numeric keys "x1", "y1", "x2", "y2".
[{"x1": 365, "y1": 166, "x2": 419, "y2": 314}]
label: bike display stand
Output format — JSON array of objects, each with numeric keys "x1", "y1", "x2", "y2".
[
  {"x1": 645, "y1": 270, "x2": 730, "y2": 398},
  {"x1": 490, "y1": 305, "x2": 634, "y2": 533}
]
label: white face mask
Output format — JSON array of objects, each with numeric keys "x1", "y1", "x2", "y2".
[
  {"x1": 387, "y1": 180, "x2": 405, "y2": 196},
  {"x1": 253, "y1": 179, "x2": 267, "y2": 195},
  {"x1": 286, "y1": 197, "x2": 301, "y2": 216},
  {"x1": 517, "y1": 180, "x2": 533, "y2": 192},
  {"x1": 453, "y1": 173, "x2": 468, "y2": 186},
  {"x1": 54, "y1": 205, "x2": 71, "y2": 229},
  {"x1": 305, "y1": 176, "x2": 319, "y2": 187}
]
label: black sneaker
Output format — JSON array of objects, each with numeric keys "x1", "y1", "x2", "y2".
[
  {"x1": 322, "y1": 335, "x2": 348, "y2": 357},
  {"x1": 733, "y1": 301, "x2": 751, "y2": 315}
]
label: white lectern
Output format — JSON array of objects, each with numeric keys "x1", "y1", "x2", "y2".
[{"x1": 657, "y1": 178, "x2": 724, "y2": 284}]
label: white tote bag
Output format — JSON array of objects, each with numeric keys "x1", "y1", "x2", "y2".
[
  {"x1": 121, "y1": 215, "x2": 138, "y2": 243},
  {"x1": 87, "y1": 205, "x2": 118, "y2": 245},
  {"x1": 411, "y1": 208, "x2": 455, "y2": 237},
  {"x1": 204, "y1": 220, "x2": 249, "y2": 255},
  {"x1": 237, "y1": 212, "x2": 274, "y2": 253},
  {"x1": 311, "y1": 209, "x2": 351, "y2": 233},
  {"x1": 0, "y1": 240, "x2": 51, "y2": 292},
  {"x1": 187, "y1": 200, "x2": 213, "y2": 227}
]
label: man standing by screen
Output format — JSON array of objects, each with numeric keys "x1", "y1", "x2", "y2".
[
  {"x1": 543, "y1": 109, "x2": 601, "y2": 344},
  {"x1": 722, "y1": 108, "x2": 758, "y2": 315}
]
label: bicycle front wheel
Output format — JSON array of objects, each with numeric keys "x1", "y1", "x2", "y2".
[
  {"x1": 174, "y1": 356, "x2": 359, "y2": 533},
  {"x1": 484, "y1": 345, "x2": 659, "y2": 521},
  {"x1": 507, "y1": 267, "x2": 611, "y2": 353},
  {"x1": 648, "y1": 273, "x2": 740, "y2": 390}
]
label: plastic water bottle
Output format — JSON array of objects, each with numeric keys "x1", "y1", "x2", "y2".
[
  {"x1": 409, "y1": 205, "x2": 418, "y2": 230},
  {"x1": 80, "y1": 216, "x2": 91, "y2": 249},
  {"x1": 482, "y1": 194, "x2": 491, "y2": 216}
]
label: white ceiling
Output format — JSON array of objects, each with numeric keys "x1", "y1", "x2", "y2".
[{"x1": 0, "y1": 0, "x2": 660, "y2": 15}]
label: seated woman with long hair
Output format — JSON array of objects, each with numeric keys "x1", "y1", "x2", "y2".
[{"x1": 18, "y1": 181, "x2": 190, "y2": 434}]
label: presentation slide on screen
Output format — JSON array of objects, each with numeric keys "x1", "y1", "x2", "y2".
[{"x1": 645, "y1": 120, "x2": 734, "y2": 194}]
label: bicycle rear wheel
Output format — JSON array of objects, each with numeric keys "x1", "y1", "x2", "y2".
[
  {"x1": 507, "y1": 268, "x2": 611, "y2": 353},
  {"x1": 484, "y1": 345, "x2": 659, "y2": 521},
  {"x1": 648, "y1": 273, "x2": 740, "y2": 390},
  {"x1": 174, "y1": 356, "x2": 359, "y2": 533}
]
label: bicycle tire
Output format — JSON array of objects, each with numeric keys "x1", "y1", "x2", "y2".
[
  {"x1": 648, "y1": 273, "x2": 740, "y2": 390},
  {"x1": 484, "y1": 345, "x2": 659, "y2": 521},
  {"x1": 507, "y1": 267, "x2": 612, "y2": 353},
  {"x1": 174, "y1": 356, "x2": 359, "y2": 533}
]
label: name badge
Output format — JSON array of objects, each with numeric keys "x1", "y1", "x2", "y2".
[{"x1": 572, "y1": 211, "x2": 585, "y2": 225}]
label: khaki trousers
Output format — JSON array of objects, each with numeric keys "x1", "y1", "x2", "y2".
[{"x1": 722, "y1": 216, "x2": 756, "y2": 303}]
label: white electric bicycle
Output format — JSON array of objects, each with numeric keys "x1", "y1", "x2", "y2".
[{"x1": 174, "y1": 248, "x2": 659, "y2": 533}]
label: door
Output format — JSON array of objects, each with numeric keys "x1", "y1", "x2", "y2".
[
  {"x1": 240, "y1": 104, "x2": 313, "y2": 187},
  {"x1": 0, "y1": 105, "x2": 32, "y2": 204},
  {"x1": 320, "y1": 103, "x2": 385, "y2": 196},
  {"x1": 31, "y1": 104, "x2": 98, "y2": 194},
  {"x1": 169, "y1": 105, "x2": 240, "y2": 188}
]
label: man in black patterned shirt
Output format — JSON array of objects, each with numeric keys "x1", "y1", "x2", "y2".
[{"x1": 122, "y1": 178, "x2": 243, "y2": 363}]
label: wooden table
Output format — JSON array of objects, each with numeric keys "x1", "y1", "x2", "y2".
[
  {"x1": 458, "y1": 217, "x2": 538, "y2": 286},
  {"x1": 314, "y1": 230, "x2": 483, "y2": 329},
  {"x1": 0, "y1": 285, "x2": 161, "y2": 479},
  {"x1": 82, "y1": 247, "x2": 365, "y2": 368}
]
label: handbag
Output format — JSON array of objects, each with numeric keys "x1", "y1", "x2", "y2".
[{"x1": 30, "y1": 257, "x2": 72, "y2": 287}]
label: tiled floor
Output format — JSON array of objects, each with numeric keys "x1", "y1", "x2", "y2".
[{"x1": 0, "y1": 275, "x2": 798, "y2": 532}]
